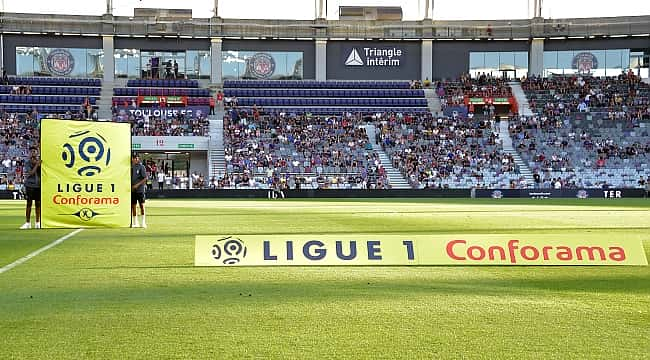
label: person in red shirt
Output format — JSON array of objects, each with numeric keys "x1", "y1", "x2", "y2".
[
  {"x1": 209, "y1": 96, "x2": 215, "y2": 115},
  {"x1": 253, "y1": 104, "x2": 260, "y2": 121},
  {"x1": 216, "y1": 91, "x2": 224, "y2": 107}
]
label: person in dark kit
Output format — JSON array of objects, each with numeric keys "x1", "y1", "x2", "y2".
[
  {"x1": 131, "y1": 153, "x2": 148, "y2": 228},
  {"x1": 151, "y1": 57, "x2": 159, "y2": 79},
  {"x1": 173, "y1": 60, "x2": 179, "y2": 79},
  {"x1": 165, "y1": 60, "x2": 172, "y2": 79},
  {"x1": 21, "y1": 147, "x2": 41, "y2": 229}
]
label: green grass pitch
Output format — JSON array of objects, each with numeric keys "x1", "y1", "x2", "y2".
[{"x1": 1, "y1": 198, "x2": 649, "y2": 359}]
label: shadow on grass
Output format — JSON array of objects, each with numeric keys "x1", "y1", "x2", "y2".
[
  {"x1": 4, "y1": 271, "x2": 649, "y2": 306},
  {"x1": 77, "y1": 228, "x2": 650, "y2": 240}
]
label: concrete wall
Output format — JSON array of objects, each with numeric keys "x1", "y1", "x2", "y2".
[
  {"x1": 113, "y1": 37, "x2": 210, "y2": 51},
  {"x1": 544, "y1": 38, "x2": 650, "y2": 51}
]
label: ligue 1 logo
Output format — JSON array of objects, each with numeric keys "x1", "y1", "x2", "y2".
[
  {"x1": 576, "y1": 190, "x2": 589, "y2": 199},
  {"x1": 62, "y1": 130, "x2": 112, "y2": 177},
  {"x1": 46, "y1": 49, "x2": 75, "y2": 76},
  {"x1": 491, "y1": 190, "x2": 503, "y2": 199},
  {"x1": 211, "y1": 236, "x2": 248, "y2": 265},
  {"x1": 248, "y1": 53, "x2": 276, "y2": 79}
]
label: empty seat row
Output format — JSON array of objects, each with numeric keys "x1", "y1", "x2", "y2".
[
  {"x1": 127, "y1": 79, "x2": 199, "y2": 88},
  {"x1": 114, "y1": 88, "x2": 210, "y2": 97},
  {"x1": 223, "y1": 80, "x2": 411, "y2": 89},
  {"x1": 0, "y1": 86, "x2": 100, "y2": 96},
  {"x1": 0, "y1": 95, "x2": 96, "y2": 105},
  {"x1": 224, "y1": 89, "x2": 425, "y2": 98},
  {"x1": 236, "y1": 107, "x2": 429, "y2": 115},
  {"x1": 237, "y1": 98, "x2": 428, "y2": 107},
  {"x1": 112, "y1": 97, "x2": 210, "y2": 106},
  {"x1": 0, "y1": 105, "x2": 97, "y2": 113},
  {"x1": 8, "y1": 77, "x2": 100, "y2": 86}
]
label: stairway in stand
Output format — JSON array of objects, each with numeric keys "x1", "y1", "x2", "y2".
[
  {"x1": 499, "y1": 119, "x2": 534, "y2": 187},
  {"x1": 423, "y1": 88, "x2": 442, "y2": 116},
  {"x1": 96, "y1": 80, "x2": 121, "y2": 120},
  {"x1": 508, "y1": 81, "x2": 534, "y2": 116},
  {"x1": 208, "y1": 110, "x2": 226, "y2": 180},
  {"x1": 362, "y1": 124, "x2": 411, "y2": 189}
]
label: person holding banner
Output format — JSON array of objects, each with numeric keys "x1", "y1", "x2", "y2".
[
  {"x1": 20, "y1": 148, "x2": 41, "y2": 229},
  {"x1": 131, "y1": 154, "x2": 147, "y2": 228}
]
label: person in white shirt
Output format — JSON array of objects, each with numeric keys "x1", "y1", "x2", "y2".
[
  {"x1": 157, "y1": 172, "x2": 165, "y2": 190},
  {"x1": 578, "y1": 102, "x2": 588, "y2": 112}
]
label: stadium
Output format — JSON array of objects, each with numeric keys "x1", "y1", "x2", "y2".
[{"x1": 1, "y1": 0, "x2": 649, "y2": 358}]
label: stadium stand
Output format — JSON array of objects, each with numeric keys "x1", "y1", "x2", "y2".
[
  {"x1": 220, "y1": 111, "x2": 391, "y2": 189},
  {"x1": 129, "y1": 114, "x2": 209, "y2": 136},
  {"x1": 438, "y1": 73, "x2": 514, "y2": 113},
  {"x1": 522, "y1": 72, "x2": 650, "y2": 118},
  {"x1": 0, "y1": 77, "x2": 100, "y2": 115},
  {"x1": 110, "y1": 79, "x2": 211, "y2": 136},
  {"x1": 223, "y1": 80, "x2": 429, "y2": 116},
  {"x1": 511, "y1": 114, "x2": 650, "y2": 189},
  {"x1": 0, "y1": 111, "x2": 40, "y2": 191},
  {"x1": 514, "y1": 73, "x2": 650, "y2": 189},
  {"x1": 379, "y1": 113, "x2": 524, "y2": 189}
]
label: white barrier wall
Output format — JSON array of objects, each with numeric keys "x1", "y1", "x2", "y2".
[{"x1": 131, "y1": 136, "x2": 209, "y2": 151}]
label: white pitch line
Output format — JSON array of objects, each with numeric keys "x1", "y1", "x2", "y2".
[{"x1": 0, "y1": 228, "x2": 84, "y2": 275}]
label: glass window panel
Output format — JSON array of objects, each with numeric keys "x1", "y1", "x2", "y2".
[
  {"x1": 605, "y1": 49, "x2": 623, "y2": 76},
  {"x1": 16, "y1": 47, "x2": 102, "y2": 77},
  {"x1": 484, "y1": 52, "x2": 499, "y2": 69},
  {"x1": 185, "y1": 50, "x2": 200, "y2": 79},
  {"x1": 222, "y1": 51, "x2": 244, "y2": 80},
  {"x1": 127, "y1": 51, "x2": 140, "y2": 79},
  {"x1": 589, "y1": 49, "x2": 606, "y2": 73},
  {"x1": 66, "y1": 48, "x2": 87, "y2": 77},
  {"x1": 514, "y1": 52, "x2": 528, "y2": 69},
  {"x1": 498, "y1": 52, "x2": 515, "y2": 71},
  {"x1": 272, "y1": 53, "x2": 287, "y2": 79},
  {"x1": 469, "y1": 52, "x2": 484, "y2": 70},
  {"x1": 199, "y1": 51, "x2": 211, "y2": 79},
  {"x1": 606, "y1": 49, "x2": 622, "y2": 69},
  {"x1": 114, "y1": 52, "x2": 128, "y2": 78},
  {"x1": 16, "y1": 47, "x2": 35, "y2": 76},
  {"x1": 87, "y1": 49, "x2": 104, "y2": 78},
  {"x1": 620, "y1": 49, "x2": 630, "y2": 69},
  {"x1": 556, "y1": 51, "x2": 573, "y2": 74},
  {"x1": 543, "y1": 51, "x2": 558, "y2": 74},
  {"x1": 31, "y1": 49, "x2": 47, "y2": 75},
  {"x1": 222, "y1": 51, "x2": 303, "y2": 80}
]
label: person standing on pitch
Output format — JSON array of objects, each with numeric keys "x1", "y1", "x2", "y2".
[
  {"x1": 131, "y1": 154, "x2": 147, "y2": 228},
  {"x1": 21, "y1": 147, "x2": 41, "y2": 229}
]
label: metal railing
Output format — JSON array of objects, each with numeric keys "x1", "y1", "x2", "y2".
[{"x1": 1, "y1": 13, "x2": 649, "y2": 40}]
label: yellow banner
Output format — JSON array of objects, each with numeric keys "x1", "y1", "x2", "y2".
[
  {"x1": 195, "y1": 234, "x2": 647, "y2": 266},
  {"x1": 41, "y1": 119, "x2": 131, "y2": 228}
]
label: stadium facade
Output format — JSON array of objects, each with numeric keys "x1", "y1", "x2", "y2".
[{"x1": 1, "y1": 12, "x2": 649, "y2": 82}]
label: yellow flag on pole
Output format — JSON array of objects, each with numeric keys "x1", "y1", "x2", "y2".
[{"x1": 41, "y1": 119, "x2": 131, "y2": 228}]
